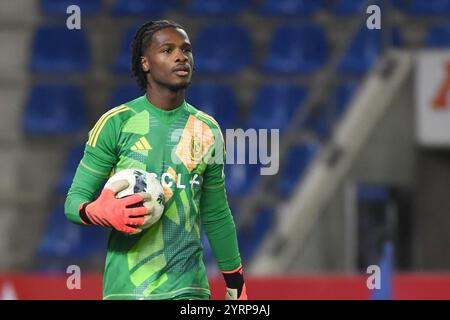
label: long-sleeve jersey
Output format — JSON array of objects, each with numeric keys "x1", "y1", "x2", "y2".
[{"x1": 64, "y1": 95, "x2": 242, "y2": 300}]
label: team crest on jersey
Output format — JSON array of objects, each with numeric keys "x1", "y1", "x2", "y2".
[
  {"x1": 175, "y1": 115, "x2": 215, "y2": 173},
  {"x1": 190, "y1": 136, "x2": 202, "y2": 162}
]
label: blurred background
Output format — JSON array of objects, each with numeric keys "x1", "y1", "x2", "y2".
[{"x1": 2, "y1": 0, "x2": 450, "y2": 299}]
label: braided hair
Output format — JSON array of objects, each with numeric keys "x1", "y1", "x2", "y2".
[{"x1": 131, "y1": 20, "x2": 184, "y2": 90}]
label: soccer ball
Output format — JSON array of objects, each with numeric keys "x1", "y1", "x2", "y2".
[{"x1": 104, "y1": 168, "x2": 165, "y2": 230}]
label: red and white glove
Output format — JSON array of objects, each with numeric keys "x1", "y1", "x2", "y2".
[
  {"x1": 78, "y1": 180, "x2": 151, "y2": 235},
  {"x1": 222, "y1": 265, "x2": 248, "y2": 300}
]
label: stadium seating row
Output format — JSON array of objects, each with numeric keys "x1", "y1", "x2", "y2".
[
  {"x1": 39, "y1": 0, "x2": 369, "y2": 17},
  {"x1": 32, "y1": 22, "x2": 450, "y2": 76},
  {"x1": 23, "y1": 81, "x2": 357, "y2": 136},
  {"x1": 31, "y1": 23, "x2": 391, "y2": 76},
  {"x1": 41, "y1": 0, "x2": 450, "y2": 17}
]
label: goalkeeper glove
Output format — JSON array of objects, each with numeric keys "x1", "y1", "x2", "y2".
[
  {"x1": 78, "y1": 179, "x2": 152, "y2": 235},
  {"x1": 222, "y1": 265, "x2": 248, "y2": 300}
]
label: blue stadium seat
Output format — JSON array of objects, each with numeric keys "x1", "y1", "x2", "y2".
[
  {"x1": 278, "y1": 142, "x2": 320, "y2": 197},
  {"x1": 40, "y1": 0, "x2": 101, "y2": 16},
  {"x1": 338, "y1": 27, "x2": 381, "y2": 75},
  {"x1": 109, "y1": 83, "x2": 143, "y2": 107},
  {"x1": 194, "y1": 24, "x2": 251, "y2": 74},
  {"x1": 111, "y1": 0, "x2": 177, "y2": 16},
  {"x1": 247, "y1": 83, "x2": 307, "y2": 132},
  {"x1": 31, "y1": 26, "x2": 91, "y2": 74},
  {"x1": 390, "y1": 26, "x2": 403, "y2": 48},
  {"x1": 37, "y1": 206, "x2": 108, "y2": 261},
  {"x1": 56, "y1": 144, "x2": 85, "y2": 195},
  {"x1": 113, "y1": 25, "x2": 140, "y2": 74},
  {"x1": 262, "y1": 24, "x2": 328, "y2": 74},
  {"x1": 332, "y1": 0, "x2": 366, "y2": 16},
  {"x1": 225, "y1": 163, "x2": 261, "y2": 197},
  {"x1": 425, "y1": 24, "x2": 450, "y2": 47},
  {"x1": 23, "y1": 84, "x2": 87, "y2": 135},
  {"x1": 187, "y1": 83, "x2": 239, "y2": 129},
  {"x1": 335, "y1": 81, "x2": 358, "y2": 119},
  {"x1": 304, "y1": 81, "x2": 360, "y2": 137},
  {"x1": 304, "y1": 105, "x2": 334, "y2": 139},
  {"x1": 238, "y1": 207, "x2": 274, "y2": 262},
  {"x1": 260, "y1": 0, "x2": 324, "y2": 16},
  {"x1": 186, "y1": 0, "x2": 250, "y2": 16},
  {"x1": 406, "y1": 0, "x2": 450, "y2": 15},
  {"x1": 390, "y1": 0, "x2": 403, "y2": 9}
]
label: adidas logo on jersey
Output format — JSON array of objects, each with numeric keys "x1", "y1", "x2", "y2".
[{"x1": 131, "y1": 137, "x2": 152, "y2": 151}]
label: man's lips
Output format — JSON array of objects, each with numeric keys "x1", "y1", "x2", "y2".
[{"x1": 173, "y1": 65, "x2": 190, "y2": 77}]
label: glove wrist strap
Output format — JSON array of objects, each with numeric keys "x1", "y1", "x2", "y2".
[
  {"x1": 78, "y1": 202, "x2": 93, "y2": 225},
  {"x1": 222, "y1": 265, "x2": 244, "y2": 297}
]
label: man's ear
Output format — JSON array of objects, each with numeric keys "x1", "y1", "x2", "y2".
[{"x1": 141, "y1": 56, "x2": 150, "y2": 72}]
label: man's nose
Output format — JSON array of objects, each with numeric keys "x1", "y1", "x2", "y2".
[{"x1": 175, "y1": 49, "x2": 188, "y2": 63}]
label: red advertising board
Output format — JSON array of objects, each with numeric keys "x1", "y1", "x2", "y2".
[{"x1": 0, "y1": 273, "x2": 449, "y2": 300}]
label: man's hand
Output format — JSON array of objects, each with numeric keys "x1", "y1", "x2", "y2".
[
  {"x1": 78, "y1": 179, "x2": 152, "y2": 235},
  {"x1": 223, "y1": 265, "x2": 248, "y2": 300}
]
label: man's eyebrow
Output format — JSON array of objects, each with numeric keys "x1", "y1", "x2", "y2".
[{"x1": 159, "y1": 42, "x2": 192, "y2": 47}]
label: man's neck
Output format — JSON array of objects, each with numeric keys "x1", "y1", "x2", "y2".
[{"x1": 146, "y1": 83, "x2": 185, "y2": 111}]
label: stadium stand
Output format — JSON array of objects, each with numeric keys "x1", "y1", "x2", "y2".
[
  {"x1": 246, "y1": 83, "x2": 308, "y2": 132},
  {"x1": 23, "y1": 84, "x2": 87, "y2": 135},
  {"x1": 277, "y1": 142, "x2": 320, "y2": 198},
  {"x1": 186, "y1": 0, "x2": 251, "y2": 16},
  {"x1": 40, "y1": 0, "x2": 101, "y2": 16},
  {"x1": 6, "y1": 0, "x2": 431, "y2": 274},
  {"x1": 262, "y1": 24, "x2": 328, "y2": 74},
  {"x1": 259, "y1": 0, "x2": 324, "y2": 16},
  {"x1": 187, "y1": 83, "x2": 239, "y2": 129},
  {"x1": 111, "y1": 0, "x2": 177, "y2": 17},
  {"x1": 30, "y1": 25, "x2": 91, "y2": 74},
  {"x1": 55, "y1": 144, "x2": 85, "y2": 195},
  {"x1": 194, "y1": 24, "x2": 252, "y2": 74}
]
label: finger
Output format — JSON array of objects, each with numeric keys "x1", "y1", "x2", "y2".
[
  {"x1": 138, "y1": 192, "x2": 152, "y2": 202},
  {"x1": 225, "y1": 288, "x2": 238, "y2": 300},
  {"x1": 125, "y1": 207, "x2": 148, "y2": 217},
  {"x1": 127, "y1": 216, "x2": 145, "y2": 226},
  {"x1": 122, "y1": 226, "x2": 142, "y2": 235},
  {"x1": 121, "y1": 193, "x2": 144, "y2": 206},
  {"x1": 106, "y1": 179, "x2": 129, "y2": 194},
  {"x1": 142, "y1": 201, "x2": 154, "y2": 214}
]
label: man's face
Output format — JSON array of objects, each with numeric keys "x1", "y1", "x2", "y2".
[{"x1": 141, "y1": 27, "x2": 194, "y2": 91}]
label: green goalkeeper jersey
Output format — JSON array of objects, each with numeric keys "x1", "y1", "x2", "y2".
[{"x1": 64, "y1": 95, "x2": 242, "y2": 300}]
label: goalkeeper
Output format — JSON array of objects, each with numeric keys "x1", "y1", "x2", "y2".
[{"x1": 64, "y1": 20, "x2": 247, "y2": 300}]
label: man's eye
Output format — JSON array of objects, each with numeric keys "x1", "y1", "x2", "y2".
[
  {"x1": 163, "y1": 48, "x2": 172, "y2": 53},
  {"x1": 184, "y1": 48, "x2": 192, "y2": 53}
]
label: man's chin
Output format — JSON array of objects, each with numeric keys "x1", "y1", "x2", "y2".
[
  {"x1": 168, "y1": 80, "x2": 191, "y2": 91},
  {"x1": 153, "y1": 77, "x2": 191, "y2": 92}
]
